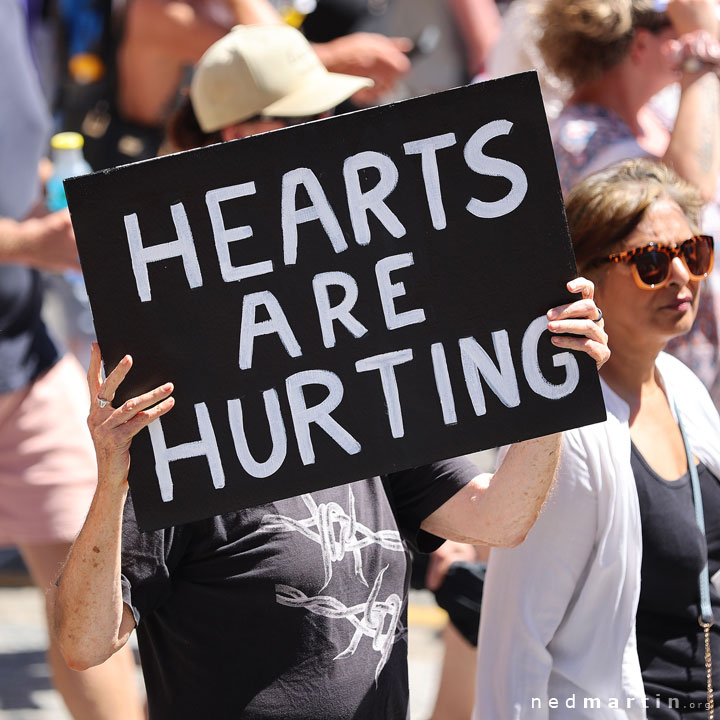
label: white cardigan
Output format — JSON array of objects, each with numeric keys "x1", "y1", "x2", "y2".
[{"x1": 473, "y1": 353, "x2": 720, "y2": 720}]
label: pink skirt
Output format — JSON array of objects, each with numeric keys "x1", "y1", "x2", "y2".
[{"x1": 0, "y1": 354, "x2": 97, "y2": 545}]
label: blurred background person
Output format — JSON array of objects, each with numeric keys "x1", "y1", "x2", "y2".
[
  {"x1": 475, "y1": 159, "x2": 720, "y2": 718},
  {"x1": 58, "y1": 0, "x2": 412, "y2": 169},
  {"x1": 538, "y1": 0, "x2": 720, "y2": 411},
  {"x1": 165, "y1": 22, "x2": 373, "y2": 150},
  {"x1": 0, "y1": 0, "x2": 144, "y2": 717}
]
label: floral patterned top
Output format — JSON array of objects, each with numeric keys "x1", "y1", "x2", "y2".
[{"x1": 551, "y1": 103, "x2": 720, "y2": 408}]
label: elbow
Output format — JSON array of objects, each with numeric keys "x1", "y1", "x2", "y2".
[
  {"x1": 698, "y1": 182, "x2": 716, "y2": 205},
  {"x1": 53, "y1": 610, "x2": 111, "y2": 671},
  {"x1": 57, "y1": 635, "x2": 112, "y2": 671},
  {"x1": 62, "y1": 650, "x2": 94, "y2": 672},
  {"x1": 487, "y1": 514, "x2": 537, "y2": 548},
  {"x1": 492, "y1": 526, "x2": 530, "y2": 549}
]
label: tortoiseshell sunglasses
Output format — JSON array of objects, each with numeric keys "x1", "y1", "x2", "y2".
[{"x1": 596, "y1": 235, "x2": 714, "y2": 290}]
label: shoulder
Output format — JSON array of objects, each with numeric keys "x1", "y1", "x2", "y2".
[
  {"x1": 657, "y1": 351, "x2": 716, "y2": 399},
  {"x1": 551, "y1": 105, "x2": 638, "y2": 192},
  {"x1": 657, "y1": 351, "x2": 720, "y2": 426}
]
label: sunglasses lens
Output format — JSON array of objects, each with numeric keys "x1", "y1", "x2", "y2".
[
  {"x1": 634, "y1": 250, "x2": 670, "y2": 287},
  {"x1": 682, "y1": 236, "x2": 714, "y2": 277}
]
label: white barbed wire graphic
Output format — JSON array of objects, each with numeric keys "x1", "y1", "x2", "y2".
[
  {"x1": 276, "y1": 565, "x2": 406, "y2": 682},
  {"x1": 258, "y1": 488, "x2": 404, "y2": 589}
]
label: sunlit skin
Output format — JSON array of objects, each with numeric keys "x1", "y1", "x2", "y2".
[
  {"x1": 589, "y1": 196, "x2": 703, "y2": 478},
  {"x1": 593, "y1": 197, "x2": 701, "y2": 359}
]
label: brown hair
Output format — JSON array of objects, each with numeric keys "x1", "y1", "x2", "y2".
[
  {"x1": 166, "y1": 94, "x2": 222, "y2": 152},
  {"x1": 565, "y1": 159, "x2": 703, "y2": 273},
  {"x1": 537, "y1": 0, "x2": 668, "y2": 88}
]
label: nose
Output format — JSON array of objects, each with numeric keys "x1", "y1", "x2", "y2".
[{"x1": 668, "y1": 255, "x2": 691, "y2": 286}]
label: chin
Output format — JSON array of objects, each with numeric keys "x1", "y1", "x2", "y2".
[{"x1": 661, "y1": 316, "x2": 697, "y2": 343}]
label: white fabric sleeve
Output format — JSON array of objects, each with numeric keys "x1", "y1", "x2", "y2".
[{"x1": 473, "y1": 431, "x2": 599, "y2": 720}]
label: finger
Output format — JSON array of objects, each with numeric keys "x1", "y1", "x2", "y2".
[
  {"x1": 390, "y1": 36, "x2": 413, "y2": 53},
  {"x1": 567, "y1": 277, "x2": 594, "y2": 300},
  {"x1": 115, "y1": 397, "x2": 175, "y2": 441},
  {"x1": 98, "y1": 355, "x2": 133, "y2": 404},
  {"x1": 104, "y1": 383, "x2": 174, "y2": 429},
  {"x1": 550, "y1": 336, "x2": 611, "y2": 369},
  {"x1": 87, "y1": 342, "x2": 103, "y2": 398},
  {"x1": 547, "y1": 298, "x2": 599, "y2": 321},
  {"x1": 547, "y1": 318, "x2": 608, "y2": 343}
]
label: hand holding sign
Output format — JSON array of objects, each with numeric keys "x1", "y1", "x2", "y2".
[
  {"x1": 66, "y1": 73, "x2": 608, "y2": 529},
  {"x1": 84, "y1": 276, "x2": 607, "y2": 514},
  {"x1": 87, "y1": 343, "x2": 175, "y2": 489}
]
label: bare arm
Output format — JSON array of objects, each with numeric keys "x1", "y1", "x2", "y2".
[
  {"x1": 422, "y1": 277, "x2": 609, "y2": 547},
  {"x1": 662, "y1": 0, "x2": 720, "y2": 201},
  {"x1": 311, "y1": 34, "x2": 411, "y2": 104},
  {"x1": 446, "y1": 0, "x2": 502, "y2": 77},
  {"x1": 422, "y1": 435, "x2": 562, "y2": 547},
  {"x1": 0, "y1": 211, "x2": 80, "y2": 272},
  {"x1": 54, "y1": 345, "x2": 175, "y2": 670},
  {"x1": 222, "y1": 0, "x2": 283, "y2": 24}
]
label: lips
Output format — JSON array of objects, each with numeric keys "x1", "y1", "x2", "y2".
[{"x1": 662, "y1": 296, "x2": 694, "y2": 311}]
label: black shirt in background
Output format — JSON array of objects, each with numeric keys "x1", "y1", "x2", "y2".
[
  {"x1": 0, "y1": 266, "x2": 59, "y2": 393},
  {"x1": 632, "y1": 443, "x2": 720, "y2": 718},
  {"x1": 121, "y1": 459, "x2": 476, "y2": 720}
]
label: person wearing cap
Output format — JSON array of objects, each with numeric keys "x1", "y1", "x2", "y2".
[
  {"x1": 117, "y1": 0, "x2": 411, "y2": 134},
  {"x1": 166, "y1": 23, "x2": 374, "y2": 151},
  {"x1": 50, "y1": 26, "x2": 612, "y2": 720}
]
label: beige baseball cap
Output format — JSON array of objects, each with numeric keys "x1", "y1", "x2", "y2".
[{"x1": 190, "y1": 24, "x2": 374, "y2": 133}]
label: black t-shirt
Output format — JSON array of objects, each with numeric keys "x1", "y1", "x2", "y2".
[
  {"x1": 632, "y1": 444, "x2": 720, "y2": 718},
  {"x1": 0, "y1": 266, "x2": 59, "y2": 393},
  {"x1": 121, "y1": 460, "x2": 476, "y2": 720}
]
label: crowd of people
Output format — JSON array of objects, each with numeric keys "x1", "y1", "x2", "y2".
[{"x1": 2, "y1": 0, "x2": 720, "y2": 719}]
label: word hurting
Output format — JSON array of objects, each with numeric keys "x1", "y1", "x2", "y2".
[{"x1": 147, "y1": 316, "x2": 578, "y2": 502}]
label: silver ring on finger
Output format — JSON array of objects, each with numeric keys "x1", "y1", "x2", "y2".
[
  {"x1": 97, "y1": 396, "x2": 110, "y2": 409},
  {"x1": 593, "y1": 308, "x2": 603, "y2": 324}
]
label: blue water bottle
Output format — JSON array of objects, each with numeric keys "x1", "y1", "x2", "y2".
[{"x1": 46, "y1": 132, "x2": 94, "y2": 334}]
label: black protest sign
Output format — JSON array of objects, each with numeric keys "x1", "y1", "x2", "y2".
[{"x1": 66, "y1": 72, "x2": 606, "y2": 531}]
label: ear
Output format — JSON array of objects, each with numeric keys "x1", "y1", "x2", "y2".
[
  {"x1": 221, "y1": 124, "x2": 249, "y2": 142},
  {"x1": 629, "y1": 28, "x2": 651, "y2": 64}
]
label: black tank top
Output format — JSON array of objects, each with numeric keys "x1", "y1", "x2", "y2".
[{"x1": 632, "y1": 443, "x2": 720, "y2": 718}]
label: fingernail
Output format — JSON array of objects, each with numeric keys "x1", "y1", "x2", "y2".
[{"x1": 547, "y1": 308, "x2": 559, "y2": 319}]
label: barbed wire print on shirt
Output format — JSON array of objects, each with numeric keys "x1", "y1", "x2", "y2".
[
  {"x1": 276, "y1": 565, "x2": 406, "y2": 682},
  {"x1": 258, "y1": 488, "x2": 404, "y2": 590}
]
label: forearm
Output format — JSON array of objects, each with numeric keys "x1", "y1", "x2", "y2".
[
  {"x1": 223, "y1": 0, "x2": 283, "y2": 25},
  {"x1": 664, "y1": 70, "x2": 720, "y2": 202},
  {"x1": 124, "y1": 0, "x2": 228, "y2": 64},
  {"x1": 422, "y1": 433, "x2": 562, "y2": 547},
  {"x1": 54, "y1": 482, "x2": 132, "y2": 670},
  {"x1": 0, "y1": 217, "x2": 25, "y2": 263},
  {"x1": 471, "y1": 433, "x2": 562, "y2": 545},
  {"x1": 446, "y1": 0, "x2": 501, "y2": 76}
]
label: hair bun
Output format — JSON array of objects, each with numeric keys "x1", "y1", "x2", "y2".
[{"x1": 538, "y1": 0, "x2": 637, "y2": 87}]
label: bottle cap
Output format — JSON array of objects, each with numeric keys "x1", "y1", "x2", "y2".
[
  {"x1": 68, "y1": 53, "x2": 106, "y2": 84},
  {"x1": 51, "y1": 132, "x2": 85, "y2": 151}
]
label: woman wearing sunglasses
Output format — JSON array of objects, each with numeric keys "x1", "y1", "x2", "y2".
[
  {"x1": 474, "y1": 158, "x2": 720, "y2": 719},
  {"x1": 537, "y1": 0, "x2": 720, "y2": 410}
]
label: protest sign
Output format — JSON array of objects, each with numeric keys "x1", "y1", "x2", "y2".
[{"x1": 66, "y1": 71, "x2": 606, "y2": 530}]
